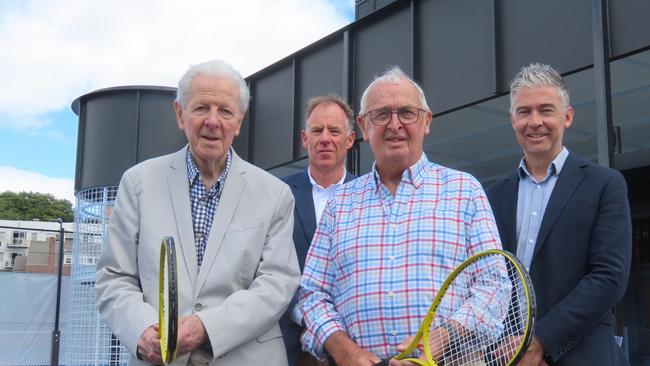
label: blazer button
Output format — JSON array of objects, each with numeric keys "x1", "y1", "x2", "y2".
[{"x1": 194, "y1": 303, "x2": 203, "y2": 311}]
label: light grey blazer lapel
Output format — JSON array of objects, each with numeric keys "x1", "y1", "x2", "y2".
[
  {"x1": 195, "y1": 151, "x2": 247, "y2": 292},
  {"x1": 167, "y1": 146, "x2": 199, "y2": 284}
]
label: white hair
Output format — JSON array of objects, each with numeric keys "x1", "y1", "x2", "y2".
[
  {"x1": 175, "y1": 60, "x2": 250, "y2": 112},
  {"x1": 509, "y1": 62, "x2": 570, "y2": 113},
  {"x1": 359, "y1": 66, "x2": 430, "y2": 115}
]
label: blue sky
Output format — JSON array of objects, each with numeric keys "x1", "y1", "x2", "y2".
[{"x1": 0, "y1": 0, "x2": 354, "y2": 203}]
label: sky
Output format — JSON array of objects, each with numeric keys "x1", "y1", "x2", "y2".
[{"x1": 0, "y1": 0, "x2": 355, "y2": 204}]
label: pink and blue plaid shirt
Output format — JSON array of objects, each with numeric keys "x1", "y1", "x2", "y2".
[{"x1": 299, "y1": 153, "x2": 503, "y2": 360}]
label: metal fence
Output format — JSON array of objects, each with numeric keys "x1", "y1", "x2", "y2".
[
  {"x1": 0, "y1": 225, "x2": 73, "y2": 366},
  {"x1": 0, "y1": 186, "x2": 125, "y2": 366},
  {"x1": 66, "y1": 186, "x2": 126, "y2": 366}
]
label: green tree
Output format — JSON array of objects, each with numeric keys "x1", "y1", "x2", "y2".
[{"x1": 0, "y1": 191, "x2": 74, "y2": 222}]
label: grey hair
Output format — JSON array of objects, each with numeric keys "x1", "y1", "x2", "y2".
[
  {"x1": 304, "y1": 94, "x2": 354, "y2": 132},
  {"x1": 359, "y1": 66, "x2": 430, "y2": 115},
  {"x1": 509, "y1": 63, "x2": 570, "y2": 113},
  {"x1": 175, "y1": 60, "x2": 250, "y2": 112}
]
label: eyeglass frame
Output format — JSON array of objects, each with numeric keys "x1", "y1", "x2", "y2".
[{"x1": 361, "y1": 106, "x2": 429, "y2": 126}]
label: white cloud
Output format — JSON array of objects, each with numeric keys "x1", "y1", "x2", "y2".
[
  {"x1": 0, "y1": 166, "x2": 76, "y2": 204},
  {"x1": 0, "y1": 0, "x2": 352, "y2": 129}
]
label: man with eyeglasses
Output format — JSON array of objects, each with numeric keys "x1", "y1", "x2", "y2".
[{"x1": 298, "y1": 66, "x2": 502, "y2": 366}]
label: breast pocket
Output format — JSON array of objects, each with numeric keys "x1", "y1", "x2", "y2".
[{"x1": 220, "y1": 224, "x2": 265, "y2": 288}]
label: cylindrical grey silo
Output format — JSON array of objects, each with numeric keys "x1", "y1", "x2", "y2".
[
  {"x1": 66, "y1": 86, "x2": 185, "y2": 366},
  {"x1": 72, "y1": 86, "x2": 187, "y2": 191}
]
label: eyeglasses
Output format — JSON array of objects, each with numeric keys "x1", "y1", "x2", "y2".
[{"x1": 363, "y1": 106, "x2": 427, "y2": 125}]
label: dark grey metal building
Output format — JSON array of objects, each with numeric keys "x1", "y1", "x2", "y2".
[{"x1": 72, "y1": 0, "x2": 650, "y2": 364}]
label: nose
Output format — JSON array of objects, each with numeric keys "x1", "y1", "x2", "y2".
[
  {"x1": 319, "y1": 129, "x2": 333, "y2": 144},
  {"x1": 528, "y1": 112, "x2": 543, "y2": 127},
  {"x1": 204, "y1": 108, "x2": 221, "y2": 128},
  {"x1": 387, "y1": 111, "x2": 402, "y2": 131}
]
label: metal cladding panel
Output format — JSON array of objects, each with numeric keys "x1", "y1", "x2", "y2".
[
  {"x1": 497, "y1": 0, "x2": 592, "y2": 88},
  {"x1": 137, "y1": 91, "x2": 187, "y2": 162},
  {"x1": 353, "y1": 3, "x2": 412, "y2": 113},
  {"x1": 609, "y1": 0, "x2": 650, "y2": 57},
  {"x1": 251, "y1": 64, "x2": 294, "y2": 169},
  {"x1": 296, "y1": 38, "x2": 345, "y2": 158},
  {"x1": 78, "y1": 92, "x2": 138, "y2": 191},
  {"x1": 417, "y1": 0, "x2": 496, "y2": 113},
  {"x1": 233, "y1": 111, "x2": 250, "y2": 161}
]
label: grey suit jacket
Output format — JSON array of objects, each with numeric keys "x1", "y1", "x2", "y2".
[{"x1": 95, "y1": 146, "x2": 301, "y2": 366}]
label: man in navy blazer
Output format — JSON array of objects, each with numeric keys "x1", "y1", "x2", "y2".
[
  {"x1": 486, "y1": 63, "x2": 632, "y2": 365},
  {"x1": 280, "y1": 94, "x2": 356, "y2": 366}
]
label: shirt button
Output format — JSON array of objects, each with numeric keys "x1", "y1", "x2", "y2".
[
  {"x1": 196, "y1": 233, "x2": 203, "y2": 240},
  {"x1": 388, "y1": 291, "x2": 395, "y2": 298},
  {"x1": 528, "y1": 239, "x2": 534, "y2": 244},
  {"x1": 389, "y1": 256, "x2": 395, "y2": 261},
  {"x1": 532, "y1": 211, "x2": 538, "y2": 216},
  {"x1": 392, "y1": 330, "x2": 398, "y2": 336},
  {"x1": 391, "y1": 224, "x2": 398, "y2": 229},
  {"x1": 536, "y1": 185, "x2": 541, "y2": 189},
  {"x1": 195, "y1": 303, "x2": 203, "y2": 311}
]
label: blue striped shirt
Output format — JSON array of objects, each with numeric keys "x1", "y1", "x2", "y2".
[{"x1": 516, "y1": 147, "x2": 568, "y2": 269}]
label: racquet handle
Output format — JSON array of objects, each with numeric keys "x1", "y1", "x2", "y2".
[{"x1": 373, "y1": 360, "x2": 391, "y2": 366}]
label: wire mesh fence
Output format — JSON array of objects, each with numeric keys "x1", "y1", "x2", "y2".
[
  {"x1": 0, "y1": 224, "x2": 73, "y2": 366},
  {"x1": 0, "y1": 185, "x2": 127, "y2": 366},
  {"x1": 66, "y1": 186, "x2": 128, "y2": 366}
]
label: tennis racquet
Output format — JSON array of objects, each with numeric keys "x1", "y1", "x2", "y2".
[
  {"x1": 375, "y1": 249, "x2": 536, "y2": 366},
  {"x1": 159, "y1": 236, "x2": 179, "y2": 364}
]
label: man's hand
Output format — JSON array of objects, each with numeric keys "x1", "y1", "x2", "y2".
[
  {"x1": 137, "y1": 324, "x2": 163, "y2": 364},
  {"x1": 517, "y1": 337, "x2": 548, "y2": 366},
  {"x1": 389, "y1": 324, "x2": 458, "y2": 366},
  {"x1": 324, "y1": 331, "x2": 382, "y2": 366},
  {"x1": 176, "y1": 314, "x2": 208, "y2": 356}
]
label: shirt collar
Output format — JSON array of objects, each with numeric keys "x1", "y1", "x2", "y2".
[
  {"x1": 372, "y1": 153, "x2": 429, "y2": 190},
  {"x1": 186, "y1": 147, "x2": 233, "y2": 189},
  {"x1": 518, "y1": 146, "x2": 569, "y2": 181},
  {"x1": 307, "y1": 166, "x2": 347, "y2": 190}
]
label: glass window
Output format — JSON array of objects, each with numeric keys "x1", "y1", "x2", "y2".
[
  {"x1": 611, "y1": 50, "x2": 650, "y2": 170},
  {"x1": 610, "y1": 49, "x2": 650, "y2": 366}
]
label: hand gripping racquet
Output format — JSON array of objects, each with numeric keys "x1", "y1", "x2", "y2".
[
  {"x1": 159, "y1": 236, "x2": 179, "y2": 364},
  {"x1": 375, "y1": 249, "x2": 536, "y2": 366}
]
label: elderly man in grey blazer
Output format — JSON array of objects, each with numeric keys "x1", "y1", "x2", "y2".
[{"x1": 95, "y1": 60, "x2": 301, "y2": 366}]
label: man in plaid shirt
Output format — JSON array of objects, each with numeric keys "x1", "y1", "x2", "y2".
[{"x1": 298, "y1": 66, "x2": 504, "y2": 366}]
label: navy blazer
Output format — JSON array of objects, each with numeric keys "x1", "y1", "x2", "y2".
[
  {"x1": 486, "y1": 152, "x2": 632, "y2": 365},
  {"x1": 280, "y1": 169, "x2": 356, "y2": 366}
]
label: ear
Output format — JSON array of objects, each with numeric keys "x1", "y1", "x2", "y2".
[
  {"x1": 357, "y1": 116, "x2": 369, "y2": 141},
  {"x1": 233, "y1": 115, "x2": 244, "y2": 137},
  {"x1": 510, "y1": 112, "x2": 516, "y2": 130},
  {"x1": 301, "y1": 129, "x2": 309, "y2": 149},
  {"x1": 423, "y1": 111, "x2": 433, "y2": 135},
  {"x1": 345, "y1": 129, "x2": 356, "y2": 149},
  {"x1": 174, "y1": 101, "x2": 184, "y2": 131},
  {"x1": 564, "y1": 106, "x2": 574, "y2": 128}
]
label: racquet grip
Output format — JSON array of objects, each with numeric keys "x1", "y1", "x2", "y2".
[{"x1": 373, "y1": 359, "x2": 391, "y2": 366}]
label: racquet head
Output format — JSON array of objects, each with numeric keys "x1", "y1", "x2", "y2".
[
  {"x1": 385, "y1": 249, "x2": 535, "y2": 366},
  {"x1": 159, "y1": 236, "x2": 179, "y2": 364}
]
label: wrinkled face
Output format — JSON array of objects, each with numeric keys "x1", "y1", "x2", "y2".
[
  {"x1": 510, "y1": 86, "x2": 573, "y2": 163},
  {"x1": 302, "y1": 102, "x2": 355, "y2": 173},
  {"x1": 357, "y1": 79, "x2": 432, "y2": 170},
  {"x1": 174, "y1": 74, "x2": 243, "y2": 170}
]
